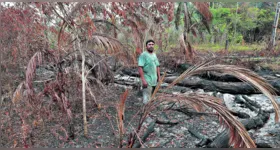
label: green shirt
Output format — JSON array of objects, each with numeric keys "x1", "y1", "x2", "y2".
[{"x1": 138, "y1": 51, "x2": 160, "y2": 86}]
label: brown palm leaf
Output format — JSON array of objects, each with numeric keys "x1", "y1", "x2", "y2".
[
  {"x1": 167, "y1": 62, "x2": 280, "y2": 122},
  {"x1": 192, "y1": 2, "x2": 212, "y2": 33},
  {"x1": 25, "y1": 52, "x2": 43, "y2": 94},
  {"x1": 156, "y1": 93, "x2": 256, "y2": 148},
  {"x1": 192, "y1": 2, "x2": 212, "y2": 22}
]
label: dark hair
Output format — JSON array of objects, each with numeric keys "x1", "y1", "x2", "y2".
[{"x1": 146, "y1": 39, "x2": 155, "y2": 46}]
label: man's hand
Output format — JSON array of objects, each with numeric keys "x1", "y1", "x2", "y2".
[
  {"x1": 142, "y1": 80, "x2": 148, "y2": 88},
  {"x1": 139, "y1": 67, "x2": 148, "y2": 88}
]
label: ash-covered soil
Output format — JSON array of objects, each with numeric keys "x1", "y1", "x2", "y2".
[
  {"x1": 1, "y1": 84, "x2": 223, "y2": 148},
  {"x1": 1, "y1": 83, "x2": 280, "y2": 148}
]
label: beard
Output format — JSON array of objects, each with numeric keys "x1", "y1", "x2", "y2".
[{"x1": 147, "y1": 47, "x2": 154, "y2": 52}]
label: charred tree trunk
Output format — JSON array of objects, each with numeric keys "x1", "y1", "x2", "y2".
[
  {"x1": 188, "y1": 109, "x2": 270, "y2": 148},
  {"x1": 164, "y1": 76, "x2": 280, "y2": 95},
  {"x1": 117, "y1": 69, "x2": 280, "y2": 94},
  {"x1": 207, "y1": 110, "x2": 270, "y2": 148}
]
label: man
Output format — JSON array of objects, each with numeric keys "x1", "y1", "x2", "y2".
[{"x1": 138, "y1": 40, "x2": 161, "y2": 104}]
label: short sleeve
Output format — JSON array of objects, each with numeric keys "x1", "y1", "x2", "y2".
[{"x1": 138, "y1": 54, "x2": 145, "y2": 67}]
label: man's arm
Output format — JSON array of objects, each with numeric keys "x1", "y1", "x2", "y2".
[
  {"x1": 138, "y1": 67, "x2": 148, "y2": 88},
  {"x1": 157, "y1": 66, "x2": 161, "y2": 82}
]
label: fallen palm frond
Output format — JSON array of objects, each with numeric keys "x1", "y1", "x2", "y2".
[
  {"x1": 117, "y1": 89, "x2": 129, "y2": 148},
  {"x1": 156, "y1": 93, "x2": 256, "y2": 148},
  {"x1": 167, "y1": 61, "x2": 279, "y2": 122}
]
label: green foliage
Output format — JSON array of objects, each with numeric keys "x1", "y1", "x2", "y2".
[
  {"x1": 165, "y1": 26, "x2": 183, "y2": 50},
  {"x1": 154, "y1": 44, "x2": 159, "y2": 51},
  {"x1": 194, "y1": 43, "x2": 264, "y2": 52},
  {"x1": 206, "y1": 5, "x2": 274, "y2": 46}
]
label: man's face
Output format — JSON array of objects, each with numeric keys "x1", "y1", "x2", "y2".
[{"x1": 146, "y1": 42, "x2": 155, "y2": 52}]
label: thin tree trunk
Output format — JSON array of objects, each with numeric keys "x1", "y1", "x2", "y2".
[
  {"x1": 0, "y1": 4, "x2": 3, "y2": 145},
  {"x1": 183, "y1": 2, "x2": 193, "y2": 63},
  {"x1": 183, "y1": 2, "x2": 189, "y2": 34},
  {"x1": 271, "y1": 2, "x2": 280, "y2": 48},
  {"x1": 77, "y1": 36, "x2": 88, "y2": 137},
  {"x1": 225, "y1": 35, "x2": 229, "y2": 51},
  {"x1": 234, "y1": 2, "x2": 238, "y2": 40}
]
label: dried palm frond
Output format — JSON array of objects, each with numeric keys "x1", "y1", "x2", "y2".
[
  {"x1": 60, "y1": 50, "x2": 114, "y2": 85},
  {"x1": 12, "y1": 82, "x2": 25, "y2": 104},
  {"x1": 91, "y1": 33, "x2": 123, "y2": 53},
  {"x1": 156, "y1": 93, "x2": 256, "y2": 148},
  {"x1": 151, "y1": 72, "x2": 166, "y2": 100},
  {"x1": 92, "y1": 19, "x2": 120, "y2": 30},
  {"x1": 117, "y1": 89, "x2": 129, "y2": 148},
  {"x1": 115, "y1": 46, "x2": 136, "y2": 65},
  {"x1": 192, "y1": 2, "x2": 212, "y2": 32},
  {"x1": 25, "y1": 52, "x2": 43, "y2": 95},
  {"x1": 55, "y1": 2, "x2": 86, "y2": 21},
  {"x1": 167, "y1": 62, "x2": 280, "y2": 122}
]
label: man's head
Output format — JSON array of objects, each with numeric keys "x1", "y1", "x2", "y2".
[{"x1": 146, "y1": 39, "x2": 155, "y2": 53}]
